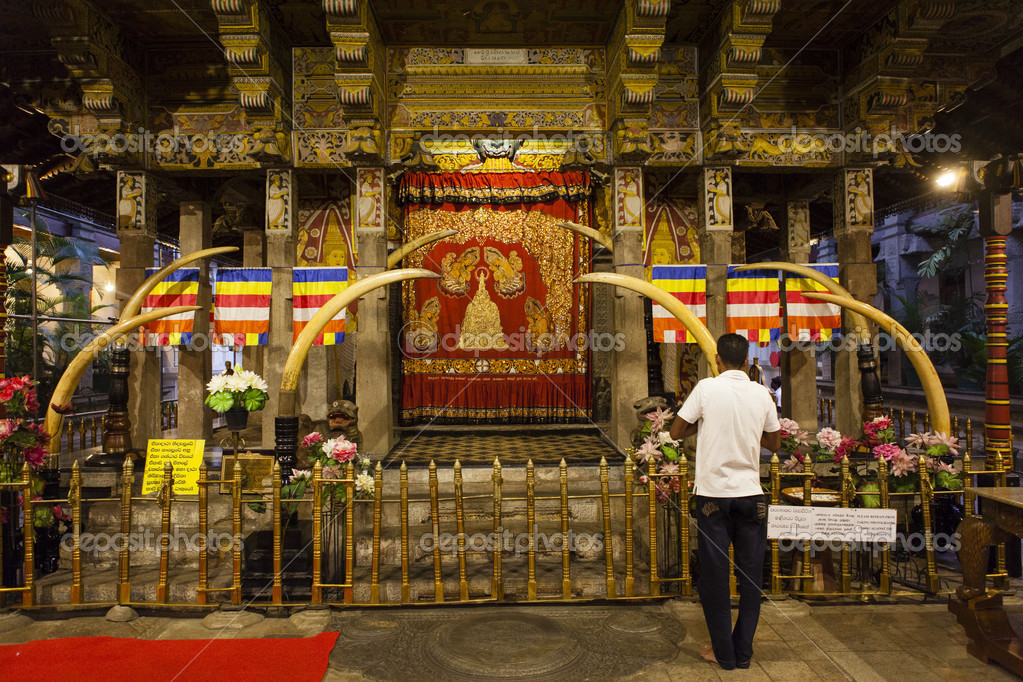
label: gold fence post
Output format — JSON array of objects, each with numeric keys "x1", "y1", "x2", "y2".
[
  {"x1": 840, "y1": 455, "x2": 851, "y2": 594},
  {"x1": 400, "y1": 462, "x2": 410, "y2": 604},
  {"x1": 623, "y1": 456, "x2": 634, "y2": 598},
  {"x1": 910, "y1": 411, "x2": 917, "y2": 435},
  {"x1": 963, "y1": 452, "x2": 974, "y2": 518},
  {"x1": 800, "y1": 453, "x2": 813, "y2": 594},
  {"x1": 371, "y1": 462, "x2": 383, "y2": 604},
  {"x1": 647, "y1": 458, "x2": 659, "y2": 597},
  {"x1": 79, "y1": 419, "x2": 86, "y2": 452},
  {"x1": 232, "y1": 460, "x2": 242, "y2": 605},
  {"x1": 994, "y1": 449, "x2": 1009, "y2": 589},
  {"x1": 878, "y1": 457, "x2": 891, "y2": 594},
  {"x1": 70, "y1": 461, "x2": 82, "y2": 605},
  {"x1": 769, "y1": 454, "x2": 781, "y2": 596},
  {"x1": 21, "y1": 463, "x2": 34, "y2": 607},
  {"x1": 157, "y1": 461, "x2": 172, "y2": 604},
  {"x1": 680, "y1": 455, "x2": 691, "y2": 597},
  {"x1": 198, "y1": 462, "x2": 208, "y2": 605},
  {"x1": 918, "y1": 456, "x2": 940, "y2": 593},
  {"x1": 526, "y1": 459, "x2": 537, "y2": 601},
  {"x1": 429, "y1": 460, "x2": 443, "y2": 603},
  {"x1": 454, "y1": 460, "x2": 468, "y2": 601},
  {"x1": 272, "y1": 461, "x2": 282, "y2": 605},
  {"x1": 312, "y1": 462, "x2": 323, "y2": 605},
  {"x1": 966, "y1": 418, "x2": 973, "y2": 457},
  {"x1": 599, "y1": 457, "x2": 615, "y2": 598},
  {"x1": 899, "y1": 409, "x2": 906, "y2": 440},
  {"x1": 492, "y1": 458, "x2": 503, "y2": 601},
  {"x1": 90, "y1": 417, "x2": 99, "y2": 448},
  {"x1": 344, "y1": 462, "x2": 354, "y2": 604},
  {"x1": 118, "y1": 459, "x2": 134, "y2": 604}
]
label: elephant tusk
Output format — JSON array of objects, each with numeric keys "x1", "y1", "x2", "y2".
[
  {"x1": 120, "y1": 247, "x2": 238, "y2": 323},
  {"x1": 386, "y1": 230, "x2": 458, "y2": 269},
  {"x1": 558, "y1": 221, "x2": 613, "y2": 253},
  {"x1": 45, "y1": 306, "x2": 202, "y2": 451},
  {"x1": 733, "y1": 262, "x2": 871, "y2": 342},
  {"x1": 804, "y1": 292, "x2": 949, "y2": 435},
  {"x1": 575, "y1": 272, "x2": 718, "y2": 376},
  {"x1": 280, "y1": 269, "x2": 440, "y2": 415}
]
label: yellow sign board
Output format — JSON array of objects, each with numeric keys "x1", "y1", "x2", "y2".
[{"x1": 142, "y1": 439, "x2": 206, "y2": 495}]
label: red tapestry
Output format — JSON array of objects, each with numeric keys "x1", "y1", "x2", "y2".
[{"x1": 398, "y1": 172, "x2": 593, "y2": 423}]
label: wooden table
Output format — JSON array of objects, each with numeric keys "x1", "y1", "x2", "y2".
[{"x1": 949, "y1": 486, "x2": 1023, "y2": 675}]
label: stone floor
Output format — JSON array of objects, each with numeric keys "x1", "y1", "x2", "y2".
[{"x1": 0, "y1": 597, "x2": 1019, "y2": 680}]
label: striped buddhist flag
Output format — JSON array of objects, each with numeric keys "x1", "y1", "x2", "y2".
[
  {"x1": 293, "y1": 267, "x2": 348, "y2": 345},
  {"x1": 213, "y1": 268, "x2": 272, "y2": 346},
  {"x1": 140, "y1": 268, "x2": 199, "y2": 346},
  {"x1": 650, "y1": 265, "x2": 707, "y2": 343},
  {"x1": 726, "y1": 266, "x2": 780, "y2": 344},
  {"x1": 785, "y1": 263, "x2": 841, "y2": 342}
]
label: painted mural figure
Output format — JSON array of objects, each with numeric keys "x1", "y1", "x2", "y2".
[
  {"x1": 484, "y1": 246, "x2": 525, "y2": 298},
  {"x1": 440, "y1": 247, "x2": 480, "y2": 297}
]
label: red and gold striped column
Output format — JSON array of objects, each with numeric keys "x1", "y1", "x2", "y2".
[{"x1": 984, "y1": 234, "x2": 1012, "y2": 470}]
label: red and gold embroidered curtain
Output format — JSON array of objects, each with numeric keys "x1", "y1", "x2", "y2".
[{"x1": 399, "y1": 171, "x2": 592, "y2": 423}]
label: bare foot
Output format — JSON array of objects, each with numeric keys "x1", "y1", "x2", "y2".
[{"x1": 700, "y1": 645, "x2": 717, "y2": 664}]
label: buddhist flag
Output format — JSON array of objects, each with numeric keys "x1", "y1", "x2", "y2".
[
  {"x1": 785, "y1": 263, "x2": 842, "y2": 342},
  {"x1": 726, "y1": 266, "x2": 780, "y2": 344},
  {"x1": 140, "y1": 268, "x2": 199, "y2": 346},
  {"x1": 293, "y1": 267, "x2": 348, "y2": 345},
  {"x1": 650, "y1": 265, "x2": 707, "y2": 343},
  {"x1": 213, "y1": 268, "x2": 272, "y2": 346}
]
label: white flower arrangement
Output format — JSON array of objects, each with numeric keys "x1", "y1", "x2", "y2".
[{"x1": 204, "y1": 367, "x2": 270, "y2": 413}]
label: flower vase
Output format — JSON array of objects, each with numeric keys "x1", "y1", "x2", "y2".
[
  {"x1": 35, "y1": 524, "x2": 62, "y2": 576},
  {"x1": 225, "y1": 407, "x2": 249, "y2": 432}
]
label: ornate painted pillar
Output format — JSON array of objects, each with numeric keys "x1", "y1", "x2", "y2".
[
  {"x1": 980, "y1": 192, "x2": 1013, "y2": 468},
  {"x1": 610, "y1": 167, "x2": 649, "y2": 448},
  {"x1": 240, "y1": 217, "x2": 266, "y2": 435},
  {"x1": 176, "y1": 201, "x2": 213, "y2": 442},
  {"x1": 354, "y1": 167, "x2": 392, "y2": 456},
  {"x1": 112, "y1": 171, "x2": 161, "y2": 455},
  {"x1": 832, "y1": 169, "x2": 876, "y2": 436},
  {"x1": 698, "y1": 166, "x2": 733, "y2": 366},
  {"x1": 781, "y1": 200, "x2": 818, "y2": 430},
  {"x1": 264, "y1": 169, "x2": 297, "y2": 450}
]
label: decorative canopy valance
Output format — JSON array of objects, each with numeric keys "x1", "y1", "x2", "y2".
[{"x1": 398, "y1": 170, "x2": 591, "y2": 206}]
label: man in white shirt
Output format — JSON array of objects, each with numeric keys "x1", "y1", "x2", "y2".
[{"x1": 669, "y1": 333, "x2": 781, "y2": 671}]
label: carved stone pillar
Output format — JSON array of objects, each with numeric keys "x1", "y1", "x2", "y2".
[
  {"x1": 263, "y1": 169, "x2": 297, "y2": 448},
  {"x1": 354, "y1": 167, "x2": 392, "y2": 457},
  {"x1": 833, "y1": 169, "x2": 877, "y2": 436},
  {"x1": 781, "y1": 200, "x2": 817, "y2": 430},
  {"x1": 610, "y1": 167, "x2": 649, "y2": 448},
  {"x1": 698, "y1": 167, "x2": 734, "y2": 372},
  {"x1": 176, "y1": 201, "x2": 213, "y2": 442}
]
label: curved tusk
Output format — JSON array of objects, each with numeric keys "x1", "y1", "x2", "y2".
[
  {"x1": 386, "y1": 230, "x2": 458, "y2": 269},
  {"x1": 45, "y1": 306, "x2": 202, "y2": 451},
  {"x1": 733, "y1": 262, "x2": 871, "y2": 341},
  {"x1": 280, "y1": 269, "x2": 440, "y2": 414},
  {"x1": 558, "y1": 221, "x2": 613, "y2": 253},
  {"x1": 805, "y1": 292, "x2": 949, "y2": 435},
  {"x1": 120, "y1": 247, "x2": 238, "y2": 322},
  {"x1": 575, "y1": 272, "x2": 718, "y2": 376}
]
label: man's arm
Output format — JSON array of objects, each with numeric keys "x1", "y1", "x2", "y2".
[
  {"x1": 761, "y1": 429, "x2": 781, "y2": 452},
  {"x1": 669, "y1": 417, "x2": 698, "y2": 441}
]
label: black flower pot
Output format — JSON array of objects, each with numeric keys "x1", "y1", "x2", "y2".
[
  {"x1": 35, "y1": 524, "x2": 62, "y2": 577},
  {"x1": 225, "y1": 407, "x2": 249, "y2": 432}
]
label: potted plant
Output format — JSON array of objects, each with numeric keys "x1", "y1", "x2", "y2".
[{"x1": 204, "y1": 365, "x2": 269, "y2": 431}]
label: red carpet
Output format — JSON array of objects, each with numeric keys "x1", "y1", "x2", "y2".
[{"x1": 0, "y1": 631, "x2": 339, "y2": 681}]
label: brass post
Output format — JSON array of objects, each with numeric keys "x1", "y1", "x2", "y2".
[
  {"x1": 801, "y1": 452, "x2": 813, "y2": 594},
  {"x1": 79, "y1": 418, "x2": 86, "y2": 451},
  {"x1": 597, "y1": 457, "x2": 614, "y2": 597},
  {"x1": 924, "y1": 412, "x2": 930, "y2": 433},
  {"x1": 66, "y1": 421, "x2": 73, "y2": 454},
  {"x1": 953, "y1": 415, "x2": 960, "y2": 443},
  {"x1": 840, "y1": 455, "x2": 851, "y2": 594},
  {"x1": 118, "y1": 458, "x2": 134, "y2": 604},
  {"x1": 272, "y1": 461, "x2": 282, "y2": 604},
  {"x1": 70, "y1": 461, "x2": 82, "y2": 604},
  {"x1": 232, "y1": 460, "x2": 242, "y2": 605},
  {"x1": 400, "y1": 462, "x2": 410, "y2": 604},
  {"x1": 918, "y1": 456, "x2": 940, "y2": 593},
  {"x1": 623, "y1": 457, "x2": 633, "y2": 598},
  {"x1": 90, "y1": 417, "x2": 99, "y2": 448},
  {"x1": 172, "y1": 402, "x2": 178, "y2": 429},
  {"x1": 769, "y1": 454, "x2": 781, "y2": 596},
  {"x1": 899, "y1": 409, "x2": 906, "y2": 440},
  {"x1": 966, "y1": 418, "x2": 974, "y2": 457},
  {"x1": 21, "y1": 463, "x2": 33, "y2": 606},
  {"x1": 878, "y1": 457, "x2": 891, "y2": 594},
  {"x1": 198, "y1": 462, "x2": 208, "y2": 605},
  {"x1": 680, "y1": 455, "x2": 691, "y2": 596},
  {"x1": 963, "y1": 452, "x2": 974, "y2": 518},
  {"x1": 647, "y1": 458, "x2": 658, "y2": 597},
  {"x1": 371, "y1": 462, "x2": 383, "y2": 604},
  {"x1": 157, "y1": 461, "x2": 172, "y2": 604},
  {"x1": 429, "y1": 460, "x2": 443, "y2": 602},
  {"x1": 527, "y1": 459, "x2": 537, "y2": 601},
  {"x1": 492, "y1": 458, "x2": 503, "y2": 601},
  {"x1": 312, "y1": 462, "x2": 323, "y2": 604},
  {"x1": 994, "y1": 449, "x2": 1009, "y2": 588},
  {"x1": 910, "y1": 411, "x2": 917, "y2": 435},
  {"x1": 454, "y1": 460, "x2": 468, "y2": 601},
  {"x1": 344, "y1": 461, "x2": 354, "y2": 604}
]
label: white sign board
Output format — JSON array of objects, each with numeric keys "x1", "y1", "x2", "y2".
[
  {"x1": 465, "y1": 48, "x2": 528, "y2": 65},
  {"x1": 767, "y1": 506, "x2": 897, "y2": 543}
]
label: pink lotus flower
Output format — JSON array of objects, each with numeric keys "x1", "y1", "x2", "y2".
[
  {"x1": 936, "y1": 461, "x2": 957, "y2": 475},
  {"x1": 890, "y1": 450, "x2": 918, "y2": 477},
  {"x1": 323, "y1": 437, "x2": 357, "y2": 463},
  {"x1": 301, "y1": 432, "x2": 324, "y2": 448},
  {"x1": 645, "y1": 406, "x2": 675, "y2": 433},
  {"x1": 816, "y1": 427, "x2": 843, "y2": 453},
  {"x1": 873, "y1": 443, "x2": 902, "y2": 462},
  {"x1": 659, "y1": 462, "x2": 680, "y2": 476},
  {"x1": 322, "y1": 465, "x2": 341, "y2": 480},
  {"x1": 24, "y1": 446, "x2": 48, "y2": 467},
  {"x1": 782, "y1": 454, "x2": 804, "y2": 473},
  {"x1": 933, "y1": 432, "x2": 960, "y2": 455},
  {"x1": 905, "y1": 432, "x2": 927, "y2": 449},
  {"x1": 635, "y1": 438, "x2": 661, "y2": 465},
  {"x1": 778, "y1": 417, "x2": 800, "y2": 436}
]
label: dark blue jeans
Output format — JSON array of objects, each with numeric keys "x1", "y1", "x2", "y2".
[{"x1": 695, "y1": 494, "x2": 767, "y2": 670}]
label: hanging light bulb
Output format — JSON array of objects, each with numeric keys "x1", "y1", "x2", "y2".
[
  {"x1": 105, "y1": 281, "x2": 115, "y2": 292},
  {"x1": 935, "y1": 169, "x2": 958, "y2": 187}
]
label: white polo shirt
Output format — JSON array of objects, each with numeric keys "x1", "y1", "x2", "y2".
[{"x1": 678, "y1": 369, "x2": 781, "y2": 498}]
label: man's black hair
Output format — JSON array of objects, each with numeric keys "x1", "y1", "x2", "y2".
[
  {"x1": 716, "y1": 333, "x2": 749, "y2": 369},
  {"x1": 770, "y1": 376, "x2": 781, "y2": 389}
]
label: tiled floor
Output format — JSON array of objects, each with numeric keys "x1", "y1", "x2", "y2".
[{"x1": 388, "y1": 429, "x2": 623, "y2": 466}]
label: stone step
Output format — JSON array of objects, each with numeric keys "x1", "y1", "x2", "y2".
[
  {"x1": 80, "y1": 497, "x2": 270, "y2": 530},
  {"x1": 34, "y1": 563, "x2": 235, "y2": 605},
  {"x1": 57, "y1": 522, "x2": 240, "y2": 569}
]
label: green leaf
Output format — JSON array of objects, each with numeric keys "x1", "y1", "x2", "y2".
[
  {"x1": 242, "y1": 388, "x2": 267, "y2": 412},
  {"x1": 936, "y1": 470, "x2": 963, "y2": 491},
  {"x1": 859, "y1": 482, "x2": 880, "y2": 508},
  {"x1": 247, "y1": 502, "x2": 267, "y2": 514},
  {"x1": 662, "y1": 445, "x2": 678, "y2": 461},
  {"x1": 206, "y1": 392, "x2": 235, "y2": 413}
]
